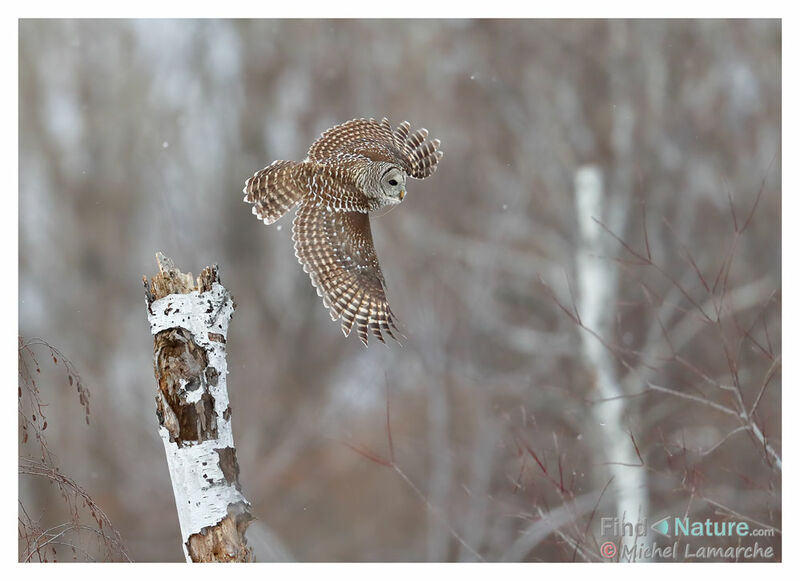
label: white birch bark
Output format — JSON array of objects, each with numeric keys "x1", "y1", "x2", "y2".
[
  {"x1": 145, "y1": 254, "x2": 253, "y2": 562},
  {"x1": 574, "y1": 167, "x2": 648, "y2": 560}
]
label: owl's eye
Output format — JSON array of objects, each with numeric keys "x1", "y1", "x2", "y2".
[{"x1": 388, "y1": 179, "x2": 398, "y2": 186}]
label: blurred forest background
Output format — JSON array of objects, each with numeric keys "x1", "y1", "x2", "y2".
[{"x1": 19, "y1": 19, "x2": 781, "y2": 562}]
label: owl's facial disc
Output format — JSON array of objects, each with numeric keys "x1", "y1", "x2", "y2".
[{"x1": 380, "y1": 167, "x2": 407, "y2": 203}]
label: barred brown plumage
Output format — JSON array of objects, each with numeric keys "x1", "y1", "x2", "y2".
[
  {"x1": 243, "y1": 117, "x2": 443, "y2": 346},
  {"x1": 244, "y1": 160, "x2": 308, "y2": 224}
]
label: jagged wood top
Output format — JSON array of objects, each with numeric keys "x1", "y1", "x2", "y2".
[{"x1": 143, "y1": 252, "x2": 220, "y2": 304}]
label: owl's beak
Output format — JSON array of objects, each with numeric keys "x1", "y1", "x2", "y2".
[{"x1": 399, "y1": 190, "x2": 406, "y2": 200}]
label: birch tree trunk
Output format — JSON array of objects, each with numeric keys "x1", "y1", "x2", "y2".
[
  {"x1": 143, "y1": 253, "x2": 253, "y2": 562},
  {"x1": 574, "y1": 167, "x2": 648, "y2": 561}
]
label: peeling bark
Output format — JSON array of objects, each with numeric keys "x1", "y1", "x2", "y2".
[{"x1": 144, "y1": 253, "x2": 253, "y2": 562}]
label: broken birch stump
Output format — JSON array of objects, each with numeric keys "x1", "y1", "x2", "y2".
[{"x1": 143, "y1": 252, "x2": 253, "y2": 562}]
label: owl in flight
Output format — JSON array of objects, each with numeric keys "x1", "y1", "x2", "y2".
[{"x1": 243, "y1": 117, "x2": 443, "y2": 346}]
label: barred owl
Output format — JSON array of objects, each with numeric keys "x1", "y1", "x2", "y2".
[{"x1": 243, "y1": 117, "x2": 443, "y2": 346}]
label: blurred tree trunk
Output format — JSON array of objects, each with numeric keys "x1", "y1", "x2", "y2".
[
  {"x1": 574, "y1": 166, "x2": 648, "y2": 560},
  {"x1": 144, "y1": 253, "x2": 254, "y2": 562}
]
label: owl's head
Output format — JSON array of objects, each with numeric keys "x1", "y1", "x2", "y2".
[{"x1": 370, "y1": 164, "x2": 407, "y2": 207}]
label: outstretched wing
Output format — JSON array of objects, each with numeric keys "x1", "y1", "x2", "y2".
[
  {"x1": 243, "y1": 160, "x2": 308, "y2": 224},
  {"x1": 292, "y1": 200, "x2": 401, "y2": 346},
  {"x1": 307, "y1": 117, "x2": 443, "y2": 179}
]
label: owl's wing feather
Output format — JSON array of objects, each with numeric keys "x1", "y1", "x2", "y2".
[
  {"x1": 392, "y1": 121, "x2": 444, "y2": 179},
  {"x1": 244, "y1": 157, "x2": 373, "y2": 215},
  {"x1": 293, "y1": 200, "x2": 400, "y2": 346},
  {"x1": 307, "y1": 117, "x2": 400, "y2": 164},
  {"x1": 307, "y1": 117, "x2": 443, "y2": 179},
  {"x1": 243, "y1": 160, "x2": 308, "y2": 224}
]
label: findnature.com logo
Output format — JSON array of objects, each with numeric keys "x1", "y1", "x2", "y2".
[
  {"x1": 601, "y1": 516, "x2": 776, "y2": 539},
  {"x1": 599, "y1": 516, "x2": 777, "y2": 561}
]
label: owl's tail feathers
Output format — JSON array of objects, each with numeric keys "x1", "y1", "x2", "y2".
[{"x1": 243, "y1": 160, "x2": 307, "y2": 225}]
